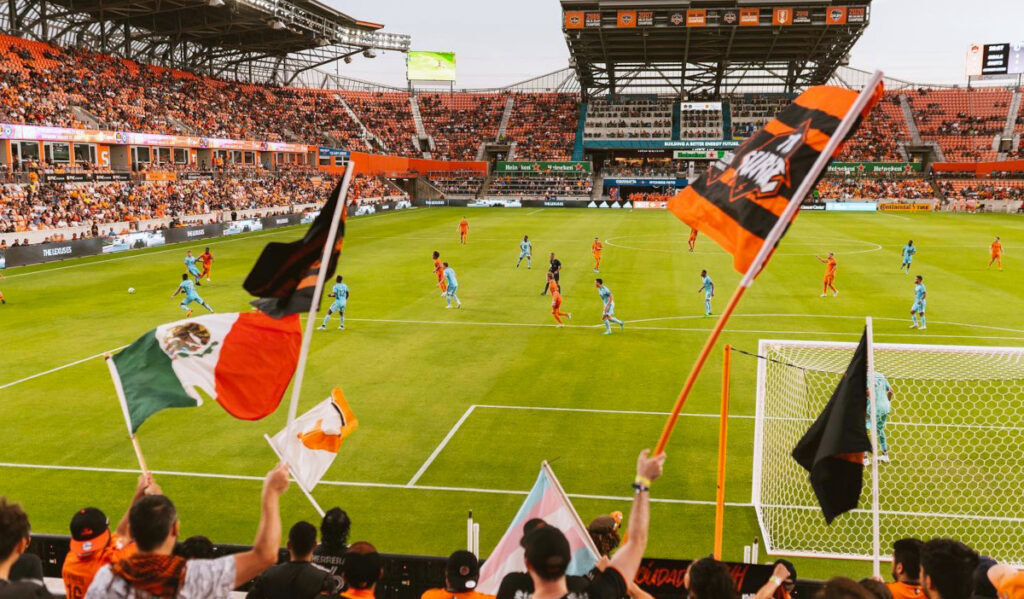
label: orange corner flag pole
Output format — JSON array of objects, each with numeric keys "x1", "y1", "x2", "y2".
[
  {"x1": 713, "y1": 344, "x2": 732, "y2": 559},
  {"x1": 653, "y1": 70, "x2": 884, "y2": 457}
]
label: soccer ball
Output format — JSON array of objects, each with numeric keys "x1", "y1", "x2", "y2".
[{"x1": 128, "y1": 287, "x2": 136, "y2": 294}]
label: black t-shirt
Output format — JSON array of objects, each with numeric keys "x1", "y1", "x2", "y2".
[
  {"x1": 496, "y1": 568, "x2": 623, "y2": 599},
  {"x1": 311, "y1": 544, "x2": 346, "y2": 575},
  {"x1": 245, "y1": 561, "x2": 340, "y2": 599},
  {"x1": 9, "y1": 554, "x2": 43, "y2": 584},
  {"x1": 0, "y1": 579, "x2": 53, "y2": 599},
  {"x1": 548, "y1": 258, "x2": 562, "y2": 274}
]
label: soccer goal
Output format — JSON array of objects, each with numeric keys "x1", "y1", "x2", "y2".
[{"x1": 752, "y1": 339, "x2": 1024, "y2": 565}]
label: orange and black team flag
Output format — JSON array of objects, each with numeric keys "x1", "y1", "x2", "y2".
[
  {"x1": 792, "y1": 329, "x2": 872, "y2": 524},
  {"x1": 669, "y1": 84, "x2": 883, "y2": 274},
  {"x1": 244, "y1": 179, "x2": 348, "y2": 318}
]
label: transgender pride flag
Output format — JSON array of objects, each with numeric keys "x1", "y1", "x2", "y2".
[{"x1": 477, "y1": 462, "x2": 600, "y2": 594}]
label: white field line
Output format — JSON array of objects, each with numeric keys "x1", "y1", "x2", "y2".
[
  {"x1": 2, "y1": 207, "x2": 427, "y2": 279},
  {"x1": 525, "y1": 208, "x2": 545, "y2": 215},
  {"x1": 0, "y1": 461, "x2": 751, "y2": 507},
  {"x1": 407, "y1": 405, "x2": 477, "y2": 486},
  {"x1": 0, "y1": 346, "x2": 127, "y2": 391}
]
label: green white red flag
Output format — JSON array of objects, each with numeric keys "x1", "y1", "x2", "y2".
[{"x1": 109, "y1": 312, "x2": 302, "y2": 433}]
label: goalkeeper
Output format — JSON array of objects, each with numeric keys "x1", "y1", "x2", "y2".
[{"x1": 866, "y1": 372, "x2": 894, "y2": 463}]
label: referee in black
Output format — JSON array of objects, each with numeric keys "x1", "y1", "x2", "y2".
[{"x1": 541, "y1": 251, "x2": 562, "y2": 295}]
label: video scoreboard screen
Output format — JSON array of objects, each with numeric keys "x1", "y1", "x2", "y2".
[{"x1": 966, "y1": 42, "x2": 1024, "y2": 77}]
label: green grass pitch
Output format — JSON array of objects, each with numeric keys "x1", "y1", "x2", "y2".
[{"x1": 1, "y1": 207, "x2": 1020, "y2": 580}]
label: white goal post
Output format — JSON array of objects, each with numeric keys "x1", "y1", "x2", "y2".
[{"x1": 752, "y1": 339, "x2": 1024, "y2": 565}]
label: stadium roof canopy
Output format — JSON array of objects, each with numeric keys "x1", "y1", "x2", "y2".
[
  {"x1": 560, "y1": 0, "x2": 871, "y2": 98},
  {"x1": 2, "y1": 0, "x2": 410, "y2": 84}
]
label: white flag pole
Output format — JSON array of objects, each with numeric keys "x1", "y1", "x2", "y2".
[
  {"x1": 541, "y1": 461, "x2": 602, "y2": 557},
  {"x1": 865, "y1": 317, "x2": 881, "y2": 578},
  {"x1": 285, "y1": 165, "x2": 354, "y2": 432},
  {"x1": 653, "y1": 70, "x2": 885, "y2": 455},
  {"x1": 105, "y1": 355, "x2": 149, "y2": 475},
  {"x1": 264, "y1": 433, "x2": 326, "y2": 518}
]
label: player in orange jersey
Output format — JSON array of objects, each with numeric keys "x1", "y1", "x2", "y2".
[
  {"x1": 592, "y1": 236, "x2": 603, "y2": 273},
  {"x1": 432, "y1": 251, "x2": 447, "y2": 295},
  {"x1": 688, "y1": 228, "x2": 698, "y2": 252},
  {"x1": 817, "y1": 252, "x2": 838, "y2": 297},
  {"x1": 458, "y1": 217, "x2": 469, "y2": 244},
  {"x1": 988, "y1": 236, "x2": 1003, "y2": 270},
  {"x1": 199, "y1": 246, "x2": 214, "y2": 282},
  {"x1": 0, "y1": 272, "x2": 5, "y2": 304},
  {"x1": 548, "y1": 272, "x2": 571, "y2": 326}
]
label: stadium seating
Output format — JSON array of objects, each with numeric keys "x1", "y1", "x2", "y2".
[
  {"x1": 342, "y1": 91, "x2": 419, "y2": 157},
  {"x1": 728, "y1": 94, "x2": 791, "y2": 138},
  {"x1": 838, "y1": 92, "x2": 911, "y2": 161},
  {"x1": 418, "y1": 93, "x2": 505, "y2": 161},
  {"x1": 679, "y1": 105, "x2": 723, "y2": 139},
  {"x1": 503, "y1": 93, "x2": 578, "y2": 161},
  {"x1": 425, "y1": 170, "x2": 484, "y2": 197},
  {"x1": 489, "y1": 172, "x2": 592, "y2": 198},
  {"x1": 813, "y1": 177, "x2": 936, "y2": 200},
  {"x1": 938, "y1": 178, "x2": 1024, "y2": 201},
  {"x1": 584, "y1": 96, "x2": 673, "y2": 139},
  {"x1": 906, "y1": 88, "x2": 1010, "y2": 161}
]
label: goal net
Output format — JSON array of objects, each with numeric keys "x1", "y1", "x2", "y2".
[{"x1": 752, "y1": 340, "x2": 1024, "y2": 565}]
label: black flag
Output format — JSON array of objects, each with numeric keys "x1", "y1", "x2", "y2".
[
  {"x1": 244, "y1": 179, "x2": 347, "y2": 318},
  {"x1": 791, "y1": 329, "x2": 872, "y2": 523}
]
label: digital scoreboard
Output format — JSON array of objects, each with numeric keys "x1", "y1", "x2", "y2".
[{"x1": 966, "y1": 42, "x2": 1024, "y2": 78}]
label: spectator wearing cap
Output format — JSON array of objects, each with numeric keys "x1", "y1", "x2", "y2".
[
  {"x1": 63, "y1": 475, "x2": 158, "y2": 599},
  {"x1": 919, "y1": 539, "x2": 980, "y2": 599},
  {"x1": 888, "y1": 539, "x2": 924, "y2": 599},
  {"x1": 514, "y1": 450, "x2": 665, "y2": 599},
  {"x1": 495, "y1": 519, "x2": 592, "y2": 599},
  {"x1": 246, "y1": 521, "x2": 341, "y2": 599},
  {"x1": 340, "y1": 542, "x2": 383, "y2": 599},
  {"x1": 0, "y1": 497, "x2": 51, "y2": 598},
  {"x1": 422, "y1": 551, "x2": 492, "y2": 599},
  {"x1": 312, "y1": 507, "x2": 350, "y2": 575},
  {"x1": 982, "y1": 559, "x2": 1023, "y2": 599},
  {"x1": 84, "y1": 464, "x2": 290, "y2": 599}
]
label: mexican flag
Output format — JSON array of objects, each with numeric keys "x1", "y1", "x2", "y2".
[{"x1": 109, "y1": 312, "x2": 302, "y2": 433}]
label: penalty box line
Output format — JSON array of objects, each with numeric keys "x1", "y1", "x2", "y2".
[
  {"x1": 406, "y1": 403, "x2": 755, "y2": 488},
  {"x1": 0, "y1": 461, "x2": 752, "y2": 509}
]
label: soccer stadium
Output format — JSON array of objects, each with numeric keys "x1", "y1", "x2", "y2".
[{"x1": 1, "y1": 0, "x2": 1023, "y2": 597}]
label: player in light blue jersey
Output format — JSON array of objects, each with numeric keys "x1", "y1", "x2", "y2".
[
  {"x1": 318, "y1": 275, "x2": 349, "y2": 330},
  {"x1": 516, "y1": 235, "x2": 532, "y2": 269},
  {"x1": 910, "y1": 275, "x2": 927, "y2": 330},
  {"x1": 899, "y1": 240, "x2": 916, "y2": 274},
  {"x1": 443, "y1": 262, "x2": 461, "y2": 309},
  {"x1": 697, "y1": 269, "x2": 715, "y2": 316},
  {"x1": 865, "y1": 371, "x2": 894, "y2": 464},
  {"x1": 171, "y1": 273, "x2": 213, "y2": 317},
  {"x1": 184, "y1": 250, "x2": 202, "y2": 285},
  {"x1": 595, "y1": 278, "x2": 624, "y2": 335}
]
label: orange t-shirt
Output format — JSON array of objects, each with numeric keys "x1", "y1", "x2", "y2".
[
  {"x1": 887, "y1": 581, "x2": 923, "y2": 599},
  {"x1": 992, "y1": 241, "x2": 1003, "y2": 256},
  {"x1": 548, "y1": 279, "x2": 561, "y2": 297},
  {"x1": 689, "y1": 228, "x2": 698, "y2": 241},
  {"x1": 422, "y1": 589, "x2": 495, "y2": 599},
  {"x1": 200, "y1": 252, "x2": 213, "y2": 267},
  {"x1": 62, "y1": 533, "x2": 135, "y2": 599},
  {"x1": 459, "y1": 220, "x2": 468, "y2": 232},
  {"x1": 825, "y1": 257, "x2": 837, "y2": 276},
  {"x1": 592, "y1": 241, "x2": 603, "y2": 254},
  {"x1": 997, "y1": 571, "x2": 1024, "y2": 599},
  {"x1": 434, "y1": 259, "x2": 444, "y2": 277}
]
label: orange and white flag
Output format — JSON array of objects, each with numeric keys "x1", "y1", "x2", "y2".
[{"x1": 269, "y1": 388, "x2": 358, "y2": 491}]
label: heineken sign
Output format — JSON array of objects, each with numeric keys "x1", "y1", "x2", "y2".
[
  {"x1": 496, "y1": 161, "x2": 592, "y2": 173},
  {"x1": 827, "y1": 162, "x2": 922, "y2": 175},
  {"x1": 673, "y1": 150, "x2": 727, "y2": 160}
]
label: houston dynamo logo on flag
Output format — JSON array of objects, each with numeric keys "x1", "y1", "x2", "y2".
[
  {"x1": 477, "y1": 463, "x2": 599, "y2": 594},
  {"x1": 268, "y1": 389, "x2": 358, "y2": 491}
]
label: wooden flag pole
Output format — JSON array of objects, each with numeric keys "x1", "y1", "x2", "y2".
[
  {"x1": 285, "y1": 165, "x2": 354, "y2": 433},
  {"x1": 653, "y1": 70, "x2": 885, "y2": 456},
  {"x1": 264, "y1": 433, "x2": 326, "y2": 518},
  {"x1": 105, "y1": 355, "x2": 150, "y2": 475},
  {"x1": 713, "y1": 344, "x2": 731, "y2": 560}
]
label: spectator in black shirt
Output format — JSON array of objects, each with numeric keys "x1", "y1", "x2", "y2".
[
  {"x1": 0, "y1": 498, "x2": 52, "y2": 598},
  {"x1": 246, "y1": 521, "x2": 341, "y2": 599},
  {"x1": 541, "y1": 253, "x2": 562, "y2": 296},
  {"x1": 685, "y1": 558, "x2": 738, "y2": 599},
  {"x1": 312, "y1": 507, "x2": 350, "y2": 576}
]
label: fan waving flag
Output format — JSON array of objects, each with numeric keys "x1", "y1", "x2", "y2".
[
  {"x1": 244, "y1": 179, "x2": 348, "y2": 318},
  {"x1": 669, "y1": 84, "x2": 883, "y2": 274},
  {"x1": 268, "y1": 388, "x2": 358, "y2": 491},
  {"x1": 109, "y1": 312, "x2": 302, "y2": 433},
  {"x1": 792, "y1": 329, "x2": 872, "y2": 523},
  {"x1": 477, "y1": 463, "x2": 599, "y2": 594}
]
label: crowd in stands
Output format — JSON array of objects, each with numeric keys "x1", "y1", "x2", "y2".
[
  {"x1": 602, "y1": 162, "x2": 679, "y2": 178},
  {"x1": 426, "y1": 170, "x2": 484, "y2": 196},
  {"x1": 729, "y1": 95, "x2": 792, "y2": 138},
  {"x1": 490, "y1": 173, "x2": 593, "y2": 198},
  {"x1": 585, "y1": 97, "x2": 673, "y2": 140},
  {"x1": 0, "y1": 172, "x2": 333, "y2": 234},
  {"x1": 838, "y1": 93, "x2": 910, "y2": 162},
  {"x1": 419, "y1": 93, "x2": 505, "y2": 161},
  {"x1": 503, "y1": 93, "x2": 578, "y2": 161},
  {"x1": 907, "y1": 88, "x2": 1010, "y2": 162},
  {"x1": 679, "y1": 108, "x2": 723, "y2": 139},
  {"x1": 813, "y1": 177, "x2": 936, "y2": 200},
  {"x1": 349, "y1": 174, "x2": 405, "y2": 205},
  {"x1": 343, "y1": 91, "x2": 418, "y2": 157},
  {"x1": 938, "y1": 178, "x2": 1024, "y2": 201}
]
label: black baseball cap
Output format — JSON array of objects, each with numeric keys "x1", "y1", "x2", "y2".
[
  {"x1": 70, "y1": 508, "x2": 110, "y2": 555},
  {"x1": 446, "y1": 550, "x2": 480, "y2": 592},
  {"x1": 524, "y1": 526, "x2": 571, "y2": 580}
]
